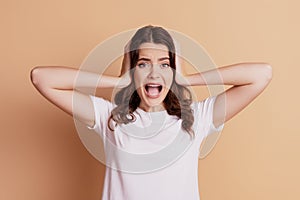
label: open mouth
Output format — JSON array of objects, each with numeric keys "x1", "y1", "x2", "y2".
[{"x1": 144, "y1": 83, "x2": 163, "y2": 98}]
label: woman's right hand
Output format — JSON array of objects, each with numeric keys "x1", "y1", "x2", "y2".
[{"x1": 118, "y1": 40, "x2": 132, "y2": 87}]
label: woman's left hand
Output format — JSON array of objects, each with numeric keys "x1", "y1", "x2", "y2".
[{"x1": 174, "y1": 40, "x2": 188, "y2": 85}]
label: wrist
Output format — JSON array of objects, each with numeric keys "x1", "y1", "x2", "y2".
[{"x1": 117, "y1": 73, "x2": 131, "y2": 88}]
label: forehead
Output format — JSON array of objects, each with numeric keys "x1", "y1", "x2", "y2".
[{"x1": 138, "y1": 43, "x2": 169, "y2": 58}]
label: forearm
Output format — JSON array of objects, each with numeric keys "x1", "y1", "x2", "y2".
[
  {"x1": 30, "y1": 66, "x2": 122, "y2": 90},
  {"x1": 183, "y1": 62, "x2": 272, "y2": 86}
]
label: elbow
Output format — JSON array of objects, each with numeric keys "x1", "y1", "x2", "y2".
[
  {"x1": 241, "y1": 62, "x2": 273, "y2": 82},
  {"x1": 30, "y1": 66, "x2": 39, "y2": 86},
  {"x1": 30, "y1": 66, "x2": 45, "y2": 87},
  {"x1": 242, "y1": 62, "x2": 273, "y2": 86},
  {"x1": 249, "y1": 62, "x2": 272, "y2": 81},
  {"x1": 261, "y1": 63, "x2": 273, "y2": 82},
  {"x1": 253, "y1": 63, "x2": 273, "y2": 86}
]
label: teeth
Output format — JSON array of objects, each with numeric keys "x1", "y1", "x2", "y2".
[
  {"x1": 145, "y1": 84, "x2": 163, "y2": 93},
  {"x1": 146, "y1": 84, "x2": 161, "y2": 87}
]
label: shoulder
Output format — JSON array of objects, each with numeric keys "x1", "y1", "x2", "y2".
[
  {"x1": 89, "y1": 95, "x2": 116, "y2": 113},
  {"x1": 192, "y1": 95, "x2": 224, "y2": 136},
  {"x1": 86, "y1": 95, "x2": 116, "y2": 131},
  {"x1": 191, "y1": 95, "x2": 217, "y2": 113},
  {"x1": 191, "y1": 95, "x2": 219, "y2": 127}
]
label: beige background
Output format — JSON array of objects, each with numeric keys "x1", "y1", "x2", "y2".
[{"x1": 1, "y1": 0, "x2": 299, "y2": 199}]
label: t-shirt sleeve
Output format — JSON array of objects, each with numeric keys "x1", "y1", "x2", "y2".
[
  {"x1": 86, "y1": 95, "x2": 114, "y2": 135},
  {"x1": 194, "y1": 95, "x2": 225, "y2": 138}
]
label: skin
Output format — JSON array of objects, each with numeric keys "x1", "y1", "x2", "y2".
[
  {"x1": 30, "y1": 41, "x2": 272, "y2": 129},
  {"x1": 133, "y1": 43, "x2": 173, "y2": 112}
]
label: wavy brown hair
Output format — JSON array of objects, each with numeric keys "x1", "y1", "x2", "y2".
[{"x1": 108, "y1": 25, "x2": 195, "y2": 139}]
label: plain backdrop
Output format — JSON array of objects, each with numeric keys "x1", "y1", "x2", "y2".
[{"x1": 1, "y1": 0, "x2": 299, "y2": 199}]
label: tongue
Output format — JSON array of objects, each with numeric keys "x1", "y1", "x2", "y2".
[{"x1": 148, "y1": 87, "x2": 160, "y2": 96}]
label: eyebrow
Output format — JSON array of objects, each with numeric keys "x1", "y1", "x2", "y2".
[{"x1": 137, "y1": 57, "x2": 170, "y2": 62}]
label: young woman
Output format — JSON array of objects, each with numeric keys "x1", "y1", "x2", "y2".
[{"x1": 30, "y1": 25, "x2": 272, "y2": 200}]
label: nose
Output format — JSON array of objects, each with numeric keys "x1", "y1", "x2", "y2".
[{"x1": 147, "y1": 64, "x2": 160, "y2": 79}]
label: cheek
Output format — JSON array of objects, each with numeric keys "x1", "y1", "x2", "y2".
[
  {"x1": 136, "y1": 69, "x2": 149, "y2": 78},
  {"x1": 133, "y1": 71, "x2": 145, "y2": 89},
  {"x1": 165, "y1": 72, "x2": 174, "y2": 87}
]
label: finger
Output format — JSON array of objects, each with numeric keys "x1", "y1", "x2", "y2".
[{"x1": 173, "y1": 39, "x2": 183, "y2": 74}]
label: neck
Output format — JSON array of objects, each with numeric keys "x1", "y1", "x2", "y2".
[{"x1": 138, "y1": 103, "x2": 166, "y2": 112}]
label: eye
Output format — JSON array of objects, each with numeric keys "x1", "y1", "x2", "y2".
[
  {"x1": 137, "y1": 62, "x2": 150, "y2": 68},
  {"x1": 161, "y1": 63, "x2": 170, "y2": 68}
]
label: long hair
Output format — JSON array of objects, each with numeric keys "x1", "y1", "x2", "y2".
[{"x1": 108, "y1": 25, "x2": 195, "y2": 139}]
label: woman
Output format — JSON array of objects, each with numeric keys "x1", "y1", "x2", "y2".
[{"x1": 30, "y1": 25, "x2": 272, "y2": 200}]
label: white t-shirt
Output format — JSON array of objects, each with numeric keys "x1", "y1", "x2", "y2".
[{"x1": 87, "y1": 95, "x2": 224, "y2": 200}]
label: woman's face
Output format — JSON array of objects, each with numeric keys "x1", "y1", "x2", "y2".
[{"x1": 133, "y1": 42, "x2": 174, "y2": 112}]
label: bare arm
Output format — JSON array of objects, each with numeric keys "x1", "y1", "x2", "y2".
[
  {"x1": 180, "y1": 62, "x2": 273, "y2": 128},
  {"x1": 30, "y1": 65, "x2": 130, "y2": 128}
]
